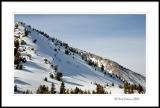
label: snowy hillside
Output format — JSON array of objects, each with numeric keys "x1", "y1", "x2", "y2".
[{"x1": 14, "y1": 22, "x2": 145, "y2": 94}]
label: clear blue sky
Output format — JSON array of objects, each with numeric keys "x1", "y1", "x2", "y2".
[{"x1": 15, "y1": 14, "x2": 146, "y2": 76}]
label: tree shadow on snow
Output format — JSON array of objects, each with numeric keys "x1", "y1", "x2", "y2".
[
  {"x1": 64, "y1": 80, "x2": 83, "y2": 87},
  {"x1": 23, "y1": 68, "x2": 34, "y2": 73},
  {"x1": 26, "y1": 61, "x2": 47, "y2": 71},
  {"x1": 14, "y1": 79, "x2": 31, "y2": 86}
]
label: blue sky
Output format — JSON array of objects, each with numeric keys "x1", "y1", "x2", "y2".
[{"x1": 15, "y1": 14, "x2": 146, "y2": 76}]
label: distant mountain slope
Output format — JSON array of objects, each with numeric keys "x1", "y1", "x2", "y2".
[{"x1": 14, "y1": 22, "x2": 145, "y2": 94}]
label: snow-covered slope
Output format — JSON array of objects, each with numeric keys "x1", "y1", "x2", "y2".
[
  {"x1": 14, "y1": 22, "x2": 145, "y2": 94},
  {"x1": 79, "y1": 52, "x2": 146, "y2": 89}
]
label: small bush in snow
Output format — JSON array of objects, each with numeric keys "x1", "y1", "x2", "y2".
[
  {"x1": 27, "y1": 54, "x2": 32, "y2": 60},
  {"x1": 16, "y1": 64, "x2": 23, "y2": 70},
  {"x1": 112, "y1": 82, "x2": 114, "y2": 86},
  {"x1": 55, "y1": 72, "x2": 63, "y2": 81},
  {"x1": 119, "y1": 84, "x2": 123, "y2": 89},
  {"x1": 44, "y1": 58, "x2": 48, "y2": 64},
  {"x1": 31, "y1": 48, "x2": 34, "y2": 50},
  {"x1": 54, "y1": 48, "x2": 57, "y2": 52},
  {"x1": 65, "y1": 50, "x2": 69, "y2": 55},
  {"x1": 44, "y1": 77, "x2": 48, "y2": 82},
  {"x1": 21, "y1": 40, "x2": 26, "y2": 45},
  {"x1": 33, "y1": 39, "x2": 37, "y2": 43},
  {"x1": 50, "y1": 74, "x2": 54, "y2": 79},
  {"x1": 21, "y1": 57, "x2": 26, "y2": 63}
]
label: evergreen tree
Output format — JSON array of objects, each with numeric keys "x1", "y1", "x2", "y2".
[
  {"x1": 96, "y1": 84, "x2": 106, "y2": 94},
  {"x1": 124, "y1": 82, "x2": 128, "y2": 94},
  {"x1": 16, "y1": 64, "x2": 23, "y2": 70},
  {"x1": 65, "y1": 50, "x2": 69, "y2": 55},
  {"x1": 130, "y1": 85, "x2": 134, "y2": 94},
  {"x1": 44, "y1": 77, "x2": 47, "y2": 82},
  {"x1": 21, "y1": 40, "x2": 26, "y2": 45},
  {"x1": 66, "y1": 89, "x2": 70, "y2": 94},
  {"x1": 54, "y1": 65, "x2": 58, "y2": 72},
  {"x1": 33, "y1": 39, "x2": 37, "y2": 43},
  {"x1": 112, "y1": 82, "x2": 114, "y2": 86},
  {"x1": 50, "y1": 74, "x2": 54, "y2": 79},
  {"x1": 70, "y1": 89, "x2": 74, "y2": 94},
  {"x1": 138, "y1": 84, "x2": 144, "y2": 94},
  {"x1": 24, "y1": 28, "x2": 29, "y2": 36},
  {"x1": 14, "y1": 84, "x2": 17, "y2": 92},
  {"x1": 25, "y1": 89, "x2": 30, "y2": 94},
  {"x1": 92, "y1": 90, "x2": 96, "y2": 94},
  {"x1": 119, "y1": 84, "x2": 123, "y2": 89},
  {"x1": 74, "y1": 87, "x2": 79, "y2": 94},
  {"x1": 14, "y1": 39, "x2": 19, "y2": 49},
  {"x1": 50, "y1": 83, "x2": 55, "y2": 94},
  {"x1": 60, "y1": 82, "x2": 65, "y2": 94},
  {"x1": 36, "y1": 85, "x2": 49, "y2": 94},
  {"x1": 87, "y1": 90, "x2": 91, "y2": 94},
  {"x1": 55, "y1": 72, "x2": 63, "y2": 81},
  {"x1": 101, "y1": 65, "x2": 104, "y2": 72},
  {"x1": 84, "y1": 90, "x2": 88, "y2": 94}
]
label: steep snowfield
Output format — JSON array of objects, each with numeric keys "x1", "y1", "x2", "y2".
[{"x1": 14, "y1": 22, "x2": 145, "y2": 94}]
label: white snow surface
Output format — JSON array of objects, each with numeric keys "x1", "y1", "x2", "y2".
[{"x1": 14, "y1": 22, "x2": 145, "y2": 94}]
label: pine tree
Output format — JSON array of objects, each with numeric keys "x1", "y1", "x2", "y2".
[
  {"x1": 74, "y1": 87, "x2": 79, "y2": 94},
  {"x1": 14, "y1": 84, "x2": 17, "y2": 92},
  {"x1": 36, "y1": 85, "x2": 49, "y2": 94},
  {"x1": 124, "y1": 81, "x2": 129, "y2": 94},
  {"x1": 70, "y1": 89, "x2": 74, "y2": 94},
  {"x1": 14, "y1": 39, "x2": 19, "y2": 49},
  {"x1": 55, "y1": 72, "x2": 63, "y2": 81},
  {"x1": 60, "y1": 82, "x2": 65, "y2": 94},
  {"x1": 119, "y1": 84, "x2": 123, "y2": 89},
  {"x1": 138, "y1": 84, "x2": 144, "y2": 94},
  {"x1": 92, "y1": 90, "x2": 96, "y2": 94},
  {"x1": 50, "y1": 74, "x2": 54, "y2": 79},
  {"x1": 21, "y1": 40, "x2": 26, "y2": 45},
  {"x1": 50, "y1": 83, "x2": 55, "y2": 94},
  {"x1": 101, "y1": 65, "x2": 104, "y2": 72},
  {"x1": 33, "y1": 39, "x2": 37, "y2": 43},
  {"x1": 112, "y1": 82, "x2": 114, "y2": 86},
  {"x1": 84, "y1": 90, "x2": 88, "y2": 94},
  {"x1": 87, "y1": 90, "x2": 91, "y2": 94},
  {"x1": 65, "y1": 50, "x2": 69, "y2": 55},
  {"x1": 25, "y1": 89, "x2": 30, "y2": 94},
  {"x1": 15, "y1": 64, "x2": 23, "y2": 70},
  {"x1": 96, "y1": 84, "x2": 106, "y2": 94},
  {"x1": 130, "y1": 85, "x2": 134, "y2": 94},
  {"x1": 66, "y1": 89, "x2": 70, "y2": 94},
  {"x1": 44, "y1": 77, "x2": 47, "y2": 82}
]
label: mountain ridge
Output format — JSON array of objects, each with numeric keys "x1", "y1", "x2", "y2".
[{"x1": 14, "y1": 21, "x2": 146, "y2": 94}]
